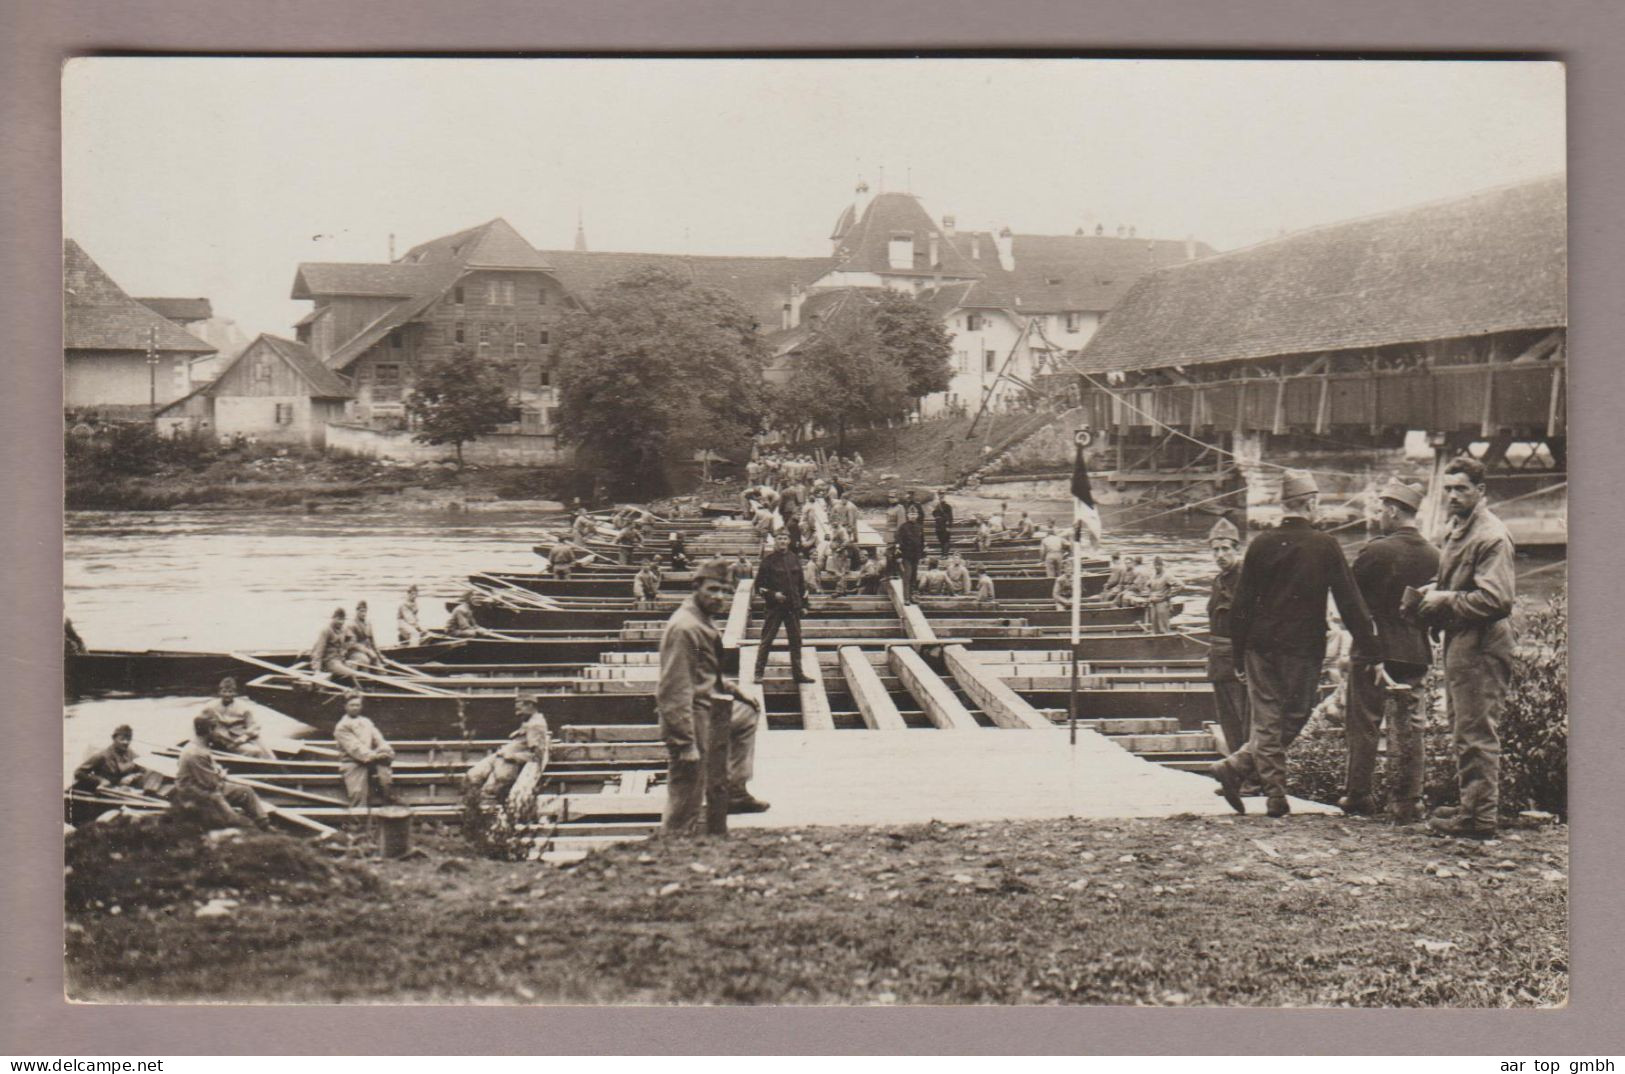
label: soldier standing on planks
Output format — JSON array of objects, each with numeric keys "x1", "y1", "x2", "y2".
[
  {"x1": 657, "y1": 558, "x2": 768, "y2": 836},
  {"x1": 1203, "y1": 517, "x2": 1251, "y2": 759},
  {"x1": 1209, "y1": 470, "x2": 1378, "y2": 819},
  {"x1": 754, "y1": 532, "x2": 815, "y2": 683},
  {"x1": 1416, "y1": 456, "x2": 1518, "y2": 840},
  {"x1": 1341, "y1": 478, "x2": 1440, "y2": 823}
]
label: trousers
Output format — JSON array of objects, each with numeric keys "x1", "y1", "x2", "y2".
[
  {"x1": 663, "y1": 698, "x2": 760, "y2": 836},
  {"x1": 341, "y1": 761, "x2": 394, "y2": 809},
  {"x1": 900, "y1": 559, "x2": 920, "y2": 604},
  {"x1": 1148, "y1": 599, "x2": 1172, "y2": 634},
  {"x1": 178, "y1": 783, "x2": 268, "y2": 829},
  {"x1": 1343, "y1": 659, "x2": 1427, "y2": 812},
  {"x1": 1443, "y1": 621, "x2": 1514, "y2": 827},
  {"x1": 1221, "y1": 649, "x2": 1321, "y2": 800},
  {"x1": 754, "y1": 602, "x2": 804, "y2": 675},
  {"x1": 935, "y1": 522, "x2": 952, "y2": 553}
]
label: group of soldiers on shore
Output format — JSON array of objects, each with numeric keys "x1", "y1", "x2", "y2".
[{"x1": 1204, "y1": 457, "x2": 1516, "y2": 838}]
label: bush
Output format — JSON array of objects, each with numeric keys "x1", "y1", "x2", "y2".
[{"x1": 1288, "y1": 588, "x2": 1568, "y2": 819}]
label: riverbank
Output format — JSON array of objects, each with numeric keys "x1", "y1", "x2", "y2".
[{"x1": 66, "y1": 813, "x2": 1567, "y2": 1006}]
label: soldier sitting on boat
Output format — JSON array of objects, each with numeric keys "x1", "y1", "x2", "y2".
[
  {"x1": 397, "y1": 585, "x2": 424, "y2": 646},
  {"x1": 445, "y1": 590, "x2": 496, "y2": 638},
  {"x1": 942, "y1": 553, "x2": 973, "y2": 596},
  {"x1": 1100, "y1": 553, "x2": 1129, "y2": 605},
  {"x1": 634, "y1": 562, "x2": 663, "y2": 609},
  {"x1": 344, "y1": 600, "x2": 385, "y2": 668},
  {"x1": 310, "y1": 606, "x2": 362, "y2": 683},
  {"x1": 333, "y1": 692, "x2": 398, "y2": 811},
  {"x1": 465, "y1": 694, "x2": 552, "y2": 803},
  {"x1": 203, "y1": 676, "x2": 276, "y2": 760},
  {"x1": 73, "y1": 724, "x2": 158, "y2": 794},
  {"x1": 174, "y1": 713, "x2": 272, "y2": 831}
]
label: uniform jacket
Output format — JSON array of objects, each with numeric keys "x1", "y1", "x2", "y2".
[
  {"x1": 1352, "y1": 525, "x2": 1441, "y2": 668},
  {"x1": 75, "y1": 743, "x2": 144, "y2": 785},
  {"x1": 175, "y1": 740, "x2": 227, "y2": 798},
  {"x1": 447, "y1": 603, "x2": 480, "y2": 636},
  {"x1": 757, "y1": 548, "x2": 807, "y2": 612},
  {"x1": 204, "y1": 698, "x2": 261, "y2": 748},
  {"x1": 310, "y1": 622, "x2": 347, "y2": 666},
  {"x1": 334, "y1": 714, "x2": 394, "y2": 771},
  {"x1": 1206, "y1": 562, "x2": 1240, "y2": 638},
  {"x1": 1231, "y1": 516, "x2": 1377, "y2": 666},
  {"x1": 895, "y1": 520, "x2": 926, "y2": 562},
  {"x1": 932, "y1": 500, "x2": 954, "y2": 528},
  {"x1": 656, "y1": 595, "x2": 725, "y2": 752},
  {"x1": 1425, "y1": 502, "x2": 1517, "y2": 632},
  {"x1": 944, "y1": 561, "x2": 972, "y2": 594}
]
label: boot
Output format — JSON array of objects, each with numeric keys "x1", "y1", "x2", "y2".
[
  {"x1": 1265, "y1": 796, "x2": 1290, "y2": 818},
  {"x1": 1209, "y1": 763, "x2": 1245, "y2": 814},
  {"x1": 1337, "y1": 795, "x2": 1377, "y2": 816},
  {"x1": 1428, "y1": 815, "x2": 1497, "y2": 840}
]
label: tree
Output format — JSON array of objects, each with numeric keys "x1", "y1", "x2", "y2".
[
  {"x1": 871, "y1": 290, "x2": 954, "y2": 402},
  {"x1": 553, "y1": 267, "x2": 769, "y2": 496},
  {"x1": 774, "y1": 315, "x2": 911, "y2": 455},
  {"x1": 404, "y1": 348, "x2": 520, "y2": 468}
]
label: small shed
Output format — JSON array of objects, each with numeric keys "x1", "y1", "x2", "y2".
[{"x1": 159, "y1": 334, "x2": 353, "y2": 448}]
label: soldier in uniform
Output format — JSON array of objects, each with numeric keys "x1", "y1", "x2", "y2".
[
  {"x1": 1341, "y1": 478, "x2": 1440, "y2": 821},
  {"x1": 203, "y1": 676, "x2": 276, "y2": 760},
  {"x1": 1203, "y1": 517, "x2": 1251, "y2": 758},
  {"x1": 657, "y1": 559, "x2": 767, "y2": 836},
  {"x1": 1417, "y1": 457, "x2": 1518, "y2": 839},
  {"x1": 754, "y1": 532, "x2": 814, "y2": 683},
  {"x1": 1210, "y1": 470, "x2": 1378, "y2": 818}
]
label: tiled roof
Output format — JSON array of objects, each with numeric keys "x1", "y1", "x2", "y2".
[
  {"x1": 1066, "y1": 174, "x2": 1567, "y2": 375},
  {"x1": 135, "y1": 297, "x2": 214, "y2": 323},
  {"x1": 401, "y1": 218, "x2": 554, "y2": 270},
  {"x1": 200, "y1": 334, "x2": 352, "y2": 400},
  {"x1": 64, "y1": 240, "x2": 216, "y2": 354},
  {"x1": 830, "y1": 193, "x2": 983, "y2": 279},
  {"x1": 539, "y1": 251, "x2": 836, "y2": 332},
  {"x1": 290, "y1": 262, "x2": 441, "y2": 299},
  {"x1": 942, "y1": 231, "x2": 1209, "y2": 313}
]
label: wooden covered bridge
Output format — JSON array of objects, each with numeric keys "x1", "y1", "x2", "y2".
[{"x1": 1051, "y1": 174, "x2": 1567, "y2": 534}]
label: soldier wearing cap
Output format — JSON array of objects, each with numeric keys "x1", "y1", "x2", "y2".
[
  {"x1": 1416, "y1": 456, "x2": 1518, "y2": 839},
  {"x1": 657, "y1": 558, "x2": 767, "y2": 836},
  {"x1": 1204, "y1": 516, "x2": 1251, "y2": 759},
  {"x1": 1340, "y1": 478, "x2": 1441, "y2": 821},
  {"x1": 445, "y1": 589, "x2": 493, "y2": 638},
  {"x1": 1210, "y1": 469, "x2": 1377, "y2": 818},
  {"x1": 203, "y1": 676, "x2": 276, "y2": 760},
  {"x1": 467, "y1": 694, "x2": 552, "y2": 802},
  {"x1": 333, "y1": 691, "x2": 397, "y2": 811}
]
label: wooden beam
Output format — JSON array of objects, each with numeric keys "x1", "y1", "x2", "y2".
[
  {"x1": 796, "y1": 649, "x2": 835, "y2": 731},
  {"x1": 1314, "y1": 375, "x2": 1330, "y2": 436},
  {"x1": 1548, "y1": 361, "x2": 1564, "y2": 438},
  {"x1": 1271, "y1": 375, "x2": 1286, "y2": 435},
  {"x1": 839, "y1": 646, "x2": 906, "y2": 730},
  {"x1": 887, "y1": 578, "x2": 939, "y2": 642},
  {"x1": 942, "y1": 644, "x2": 1054, "y2": 730},
  {"x1": 1480, "y1": 365, "x2": 1496, "y2": 438},
  {"x1": 888, "y1": 646, "x2": 979, "y2": 730},
  {"x1": 723, "y1": 579, "x2": 754, "y2": 650}
]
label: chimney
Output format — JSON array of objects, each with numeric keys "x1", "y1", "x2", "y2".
[
  {"x1": 789, "y1": 283, "x2": 806, "y2": 328},
  {"x1": 1185, "y1": 234, "x2": 1197, "y2": 260},
  {"x1": 853, "y1": 178, "x2": 874, "y2": 221},
  {"x1": 388, "y1": 233, "x2": 396, "y2": 261},
  {"x1": 942, "y1": 215, "x2": 956, "y2": 236},
  {"x1": 995, "y1": 226, "x2": 1014, "y2": 272}
]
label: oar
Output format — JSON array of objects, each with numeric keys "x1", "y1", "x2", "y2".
[
  {"x1": 349, "y1": 667, "x2": 457, "y2": 697},
  {"x1": 231, "y1": 651, "x2": 339, "y2": 688}
]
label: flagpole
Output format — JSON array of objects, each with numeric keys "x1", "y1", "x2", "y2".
[{"x1": 1068, "y1": 498, "x2": 1081, "y2": 747}]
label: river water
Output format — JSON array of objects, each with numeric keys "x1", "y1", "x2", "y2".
[{"x1": 62, "y1": 502, "x2": 1563, "y2": 780}]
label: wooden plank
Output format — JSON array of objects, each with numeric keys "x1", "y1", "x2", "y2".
[
  {"x1": 886, "y1": 578, "x2": 939, "y2": 642},
  {"x1": 889, "y1": 646, "x2": 978, "y2": 731},
  {"x1": 942, "y1": 644, "x2": 1055, "y2": 730},
  {"x1": 796, "y1": 650, "x2": 835, "y2": 731},
  {"x1": 723, "y1": 579, "x2": 753, "y2": 650},
  {"x1": 839, "y1": 646, "x2": 906, "y2": 730}
]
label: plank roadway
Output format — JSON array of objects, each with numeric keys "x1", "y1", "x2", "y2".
[{"x1": 731, "y1": 727, "x2": 1337, "y2": 828}]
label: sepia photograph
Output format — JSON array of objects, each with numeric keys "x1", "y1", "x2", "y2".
[{"x1": 60, "y1": 56, "x2": 1568, "y2": 1008}]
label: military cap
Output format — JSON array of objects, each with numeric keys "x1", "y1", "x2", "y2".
[
  {"x1": 1378, "y1": 478, "x2": 1425, "y2": 512},
  {"x1": 1280, "y1": 469, "x2": 1319, "y2": 501},
  {"x1": 694, "y1": 558, "x2": 733, "y2": 583},
  {"x1": 1207, "y1": 516, "x2": 1241, "y2": 546}
]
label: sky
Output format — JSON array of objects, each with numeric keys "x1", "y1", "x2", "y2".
[{"x1": 62, "y1": 58, "x2": 1565, "y2": 338}]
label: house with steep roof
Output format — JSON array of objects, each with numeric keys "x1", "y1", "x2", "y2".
[
  {"x1": 776, "y1": 183, "x2": 1211, "y2": 418},
  {"x1": 291, "y1": 218, "x2": 570, "y2": 430},
  {"x1": 64, "y1": 240, "x2": 217, "y2": 418},
  {"x1": 157, "y1": 334, "x2": 353, "y2": 448}
]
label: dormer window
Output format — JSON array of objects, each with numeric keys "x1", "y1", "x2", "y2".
[{"x1": 453, "y1": 286, "x2": 465, "y2": 305}]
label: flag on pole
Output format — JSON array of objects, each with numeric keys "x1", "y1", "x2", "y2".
[{"x1": 1071, "y1": 432, "x2": 1102, "y2": 543}]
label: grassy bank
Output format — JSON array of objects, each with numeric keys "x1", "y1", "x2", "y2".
[
  {"x1": 67, "y1": 813, "x2": 1566, "y2": 1006},
  {"x1": 64, "y1": 426, "x2": 586, "y2": 511}
]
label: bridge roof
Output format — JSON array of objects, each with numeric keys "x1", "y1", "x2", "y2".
[{"x1": 1065, "y1": 174, "x2": 1567, "y2": 375}]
